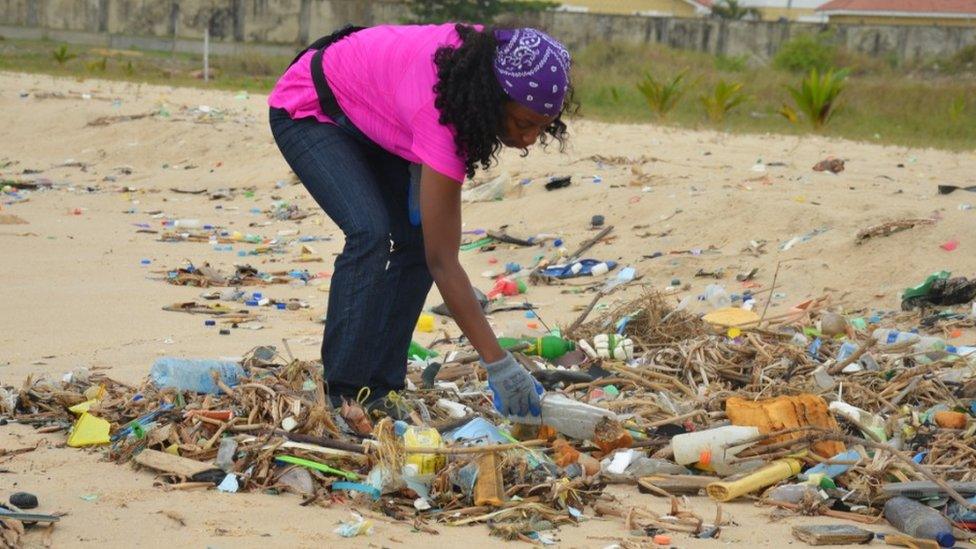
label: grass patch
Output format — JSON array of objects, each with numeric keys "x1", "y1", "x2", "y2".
[
  {"x1": 573, "y1": 41, "x2": 976, "y2": 150},
  {"x1": 1, "y1": 37, "x2": 974, "y2": 151}
]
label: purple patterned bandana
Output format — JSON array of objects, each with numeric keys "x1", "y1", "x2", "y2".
[{"x1": 493, "y1": 28, "x2": 571, "y2": 117}]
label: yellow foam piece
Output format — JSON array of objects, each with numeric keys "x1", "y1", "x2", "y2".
[
  {"x1": 703, "y1": 307, "x2": 761, "y2": 328},
  {"x1": 66, "y1": 412, "x2": 110, "y2": 447}
]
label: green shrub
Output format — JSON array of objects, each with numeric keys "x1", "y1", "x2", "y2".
[
  {"x1": 948, "y1": 94, "x2": 968, "y2": 122},
  {"x1": 700, "y1": 80, "x2": 748, "y2": 123},
  {"x1": 636, "y1": 69, "x2": 688, "y2": 119},
  {"x1": 946, "y1": 44, "x2": 976, "y2": 72},
  {"x1": 86, "y1": 57, "x2": 107, "y2": 73},
  {"x1": 52, "y1": 44, "x2": 76, "y2": 65},
  {"x1": 786, "y1": 68, "x2": 848, "y2": 130},
  {"x1": 774, "y1": 33, "x2": 836, "y2": 73}
]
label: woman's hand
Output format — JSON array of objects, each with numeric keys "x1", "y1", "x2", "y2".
[{"x1": 418, "y1": 164, "x2": 504, "y2": 363}]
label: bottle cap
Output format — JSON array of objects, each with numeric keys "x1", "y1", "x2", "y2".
[{"x1": 936, "y1": 533, "x2": 955, "y2": 547}]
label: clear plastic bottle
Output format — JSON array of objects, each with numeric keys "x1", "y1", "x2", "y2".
[
  {"x1": 883, "y1": 496, "x2": 955, "y2": 547},
  {"x1": 766, "y1": 483, "x2": 821, "y2": 504},
  {"x1": 829, "y1": 401, "x2": 887, "y2": 442},
  {"x1": 624, "y1": 457, "x2": 690, "y2": 477},
  {"x1": 703, "y1": 284, "x2": 732, "y2": 310},
  {"x1": 507, "y1": 393, "x2": 616, "y2": 440},
  {"x1": 149, "y1": 358, "x2": 244, "y2": 394},
  {"x1": 872, "y1": 328, "x2": 920, "y2": 347}
]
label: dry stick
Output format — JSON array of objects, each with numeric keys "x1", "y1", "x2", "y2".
[
  {"x1": 759, "y1": 260, "x2": 782, "y2": 324},
  {"x1": 565, "y1": 289, "x2": 607, "y2": 337},
  {"x1": 567, "y1": 225, "x2": 615, "y2": 263},
  {"x1": 763, "y1": 500, "x2": 881, "y2": 524},
  {"x1": 828, "y1": 337, "x2": 878, "y2": 375},
  {"x1": 811, "y1": 431, "x2": 976, "y2": 512},
  {"x1": 404, "y1": 439, "x2": 546, "y2": 455}
]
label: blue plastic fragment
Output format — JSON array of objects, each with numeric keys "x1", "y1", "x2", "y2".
[{"x1": 331, "y1": 481, "x2": 380, "y2": 500}]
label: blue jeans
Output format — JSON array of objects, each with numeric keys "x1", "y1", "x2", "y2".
[{"x1": 269, "y1": 107, "x2": 432, "y2": 403}]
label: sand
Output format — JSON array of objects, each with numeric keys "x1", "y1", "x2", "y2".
[{"x1": 1, "y1": 71, "x2": 974, "y2": 548}]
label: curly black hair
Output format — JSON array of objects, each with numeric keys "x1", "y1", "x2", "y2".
[{"x1": 433, "y1": 24, "x2": 576, "y2": 180}]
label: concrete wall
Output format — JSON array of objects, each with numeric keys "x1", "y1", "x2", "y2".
[{"x1": 0, "y1": 0, "x2": 973, "y2": 63}]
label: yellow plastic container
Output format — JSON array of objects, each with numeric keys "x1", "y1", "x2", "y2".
[
  {"x1": 403, "y1": 426, "x2": 445, "y2": 475},
  {"x1": 706, "y1": 458, "x2": 802, "y2": 502},
  {"x1": 415, "y1": 313, "x2": 435, "y2": 333},
  {"x1": 66, "y1": 412, "x2": 111, "y2": 447}
]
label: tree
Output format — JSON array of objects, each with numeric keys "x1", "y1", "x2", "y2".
[
  {"x1": 710, "y1": 0, "x2": 761, "y2": 20},
  {"x1": 406, "y1": 0, "x2": 557, "y2": 24}
]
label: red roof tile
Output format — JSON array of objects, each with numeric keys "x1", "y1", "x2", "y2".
[{"x1": 817, "y1": 0, "x2": 976, "y2": 14}]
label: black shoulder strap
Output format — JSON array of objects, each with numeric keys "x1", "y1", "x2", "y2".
[{"x1": 288, "y1": 25, "x2": 367, "y2": 68}]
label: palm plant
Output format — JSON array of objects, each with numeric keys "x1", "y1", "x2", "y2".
[
  {"x1": 52, "y1": 45, "x2": 77, "y2": 65},
  {"x1": 700, "y1": 80, "x2": 748, "y2": 123},
  {"x1": 636, "y1": 70, "x2": 688, "y2": 119},
  {"x1": 711, "y1": 0, "x2": 761, "y2": 20},
  {"x1": 786, "y1": 68, "x2": 848, "y2": 130}
]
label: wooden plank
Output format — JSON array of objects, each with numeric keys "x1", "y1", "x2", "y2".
[
  {"x1": 134, "y1": 449, "x2": 217, "y2": 478},
  {"x1": 791, "y1": 524, "x2": 873, "y2": 546},
  {"x1": 474, "y1": 452, "x2": 505, "y2": 507}
]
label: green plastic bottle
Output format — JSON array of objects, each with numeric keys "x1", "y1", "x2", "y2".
[
  {"x1": 497, "y1": 336, "x2": 575, "y2": 360},
  {"x1": 407, "y1": 340, "x2": 438, "y2": 361}
]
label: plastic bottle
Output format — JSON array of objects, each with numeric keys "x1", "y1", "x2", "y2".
[
  {"x1": 506, "y1": 393, "x2": 616, "y2": 440},
  {"x1": 670, "y1": 425, "x2": 760, "y2": 475},
  {"x1": 914, "y1": 336, "x2": 947, "y2": 353},
  {"x1": 872, "y1": 329, "x2": 921, "y2": 347},
  {"x1": 497, "y1": 336, "x2": 575, "y2": 360},
  {"x1": 765, "y1": 482, "x2": 821, "y2": 504},
  {"x1": 403, "y1": 426, "x2": 446, "y2": 475},
  {"x1": 947, "y1": 345, "x2": 976, "y2": 363},
  {"x1": 407, "y1": 340, "x2": 438, "y2": 362},
  {"x1": 149, "y1": 358, "x2": 244, "y2": 394},
  {"x1": 829, "y1": 401, "x2": 887, "y2": 442},
  {"x1": 170, "y1": 218, "x2": 201, "y2": 229},
  {"x1": 215, "y1": 437, "x2": 238, "y2": 472},
  {"x1": 624, "y1": 457, "x2": 690, "y2": 477},
  {"x1": 799, "y1": 449, "x2": 860, "y2": 480},
  {"x1": 703, "y1": 284, "x2": 732, "y2": 310},
  {"x1": 603, "y1": 266, "x2": 636, "y2": 292},
  {"x1": 706, "y1": 458, "x2": 802, "y2": 501},
  {"x1": 883, "y1": 496, "x2": 955, "y2": 548}
]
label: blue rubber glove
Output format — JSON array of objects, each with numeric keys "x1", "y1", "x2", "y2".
[{"x1": 482, "y1": 352, "x2": 543, "y2": 417}]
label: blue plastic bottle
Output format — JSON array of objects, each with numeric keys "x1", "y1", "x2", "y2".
[{"x1": 150, "y1": 358, "x2": 244, "y2": 394}]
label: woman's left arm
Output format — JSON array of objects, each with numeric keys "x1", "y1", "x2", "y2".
[{"x1": 418, "y1": 165, "x2": 505, "y2": 363}]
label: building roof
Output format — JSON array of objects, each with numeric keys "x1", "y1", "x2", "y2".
[{"x1": 817, "y1": 0, "x2": 976, "y2": 16}]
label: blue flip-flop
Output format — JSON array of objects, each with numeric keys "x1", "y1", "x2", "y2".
[{"x1": 541, "y1": 259, "x2": 617, "y2": 279}]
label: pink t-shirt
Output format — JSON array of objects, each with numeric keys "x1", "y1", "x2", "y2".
[{"x1": 268, "y1": 24, "x2": 467, "y2": 182}]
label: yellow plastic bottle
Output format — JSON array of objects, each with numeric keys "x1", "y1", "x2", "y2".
[{"x1": 403, "y1": 426, "x2": 445, "y2": 475}]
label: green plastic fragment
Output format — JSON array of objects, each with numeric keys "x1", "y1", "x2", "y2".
[
  {"x1": 902, "y1": 271, "x2": 950, "y2": 301},
  {"x1": 275, "y1": 455, "x2": 359, "y2": 480}
]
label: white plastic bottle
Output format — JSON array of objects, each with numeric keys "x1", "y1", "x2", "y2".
[
  {"x1": 170, "y1": 218, "x2": 202, "y2": 229},
  {"x1": 670, "y1": 425, "x2": 760, "y2": 475}
]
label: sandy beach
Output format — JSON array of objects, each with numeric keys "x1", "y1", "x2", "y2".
[{"x1": 1, "y1": 71, "x2": 975, "y2": 548}]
